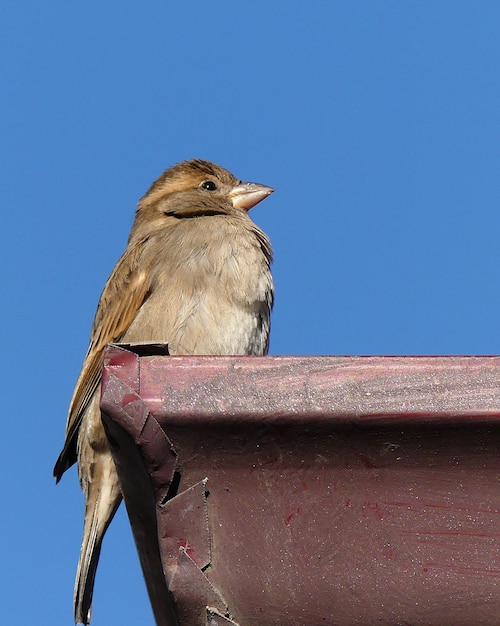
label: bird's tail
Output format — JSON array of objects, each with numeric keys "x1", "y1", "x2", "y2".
[{"x1": 74, "y1": 473, "x2": 122, "y2": 625}]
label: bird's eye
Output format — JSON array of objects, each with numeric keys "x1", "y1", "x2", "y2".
[{"x1": 200, "y1": 180, "x2": 218, "y2": 191}]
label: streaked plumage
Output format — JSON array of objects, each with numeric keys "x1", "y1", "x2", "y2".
[{"x1": 54, "y1": 159, "x2": 274, "y2": 624}]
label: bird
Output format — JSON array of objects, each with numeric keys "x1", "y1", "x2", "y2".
[{"x1": 53, "y1": 159, "x2": 274, "y2": 625}]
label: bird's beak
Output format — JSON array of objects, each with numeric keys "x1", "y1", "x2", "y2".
[{"x1": 229, "y1": 182, "x2": 274, "y2": 211}]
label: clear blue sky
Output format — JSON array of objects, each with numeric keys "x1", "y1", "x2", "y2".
[{"x1": 2, "y1": 2, "x2": 500, "y2": 624}]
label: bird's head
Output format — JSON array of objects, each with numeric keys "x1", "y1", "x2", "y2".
[{"x1": 129, "y1": 159, "x2": 274, "y2": 243}]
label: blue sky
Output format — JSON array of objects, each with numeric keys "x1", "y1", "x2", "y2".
[{"x1": 2, "y1": 2, "x2": 500, "y2": 624}]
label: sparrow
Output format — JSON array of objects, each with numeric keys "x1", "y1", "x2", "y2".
[{"x1": 53, "y1": 159, "x2": 274, "y2": 625}]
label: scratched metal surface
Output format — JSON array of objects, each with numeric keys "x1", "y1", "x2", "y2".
[{"x1": 101, "y1": 345, "x2": 500, "y2": 626}]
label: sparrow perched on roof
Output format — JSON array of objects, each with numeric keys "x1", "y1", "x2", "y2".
[{"x1": 53, "y1": 159, "x2": 274, "y2": 625}]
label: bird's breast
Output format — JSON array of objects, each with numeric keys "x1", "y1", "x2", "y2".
[{"x1": 123, "y1": 216, "x2": 273, "y2": 355}]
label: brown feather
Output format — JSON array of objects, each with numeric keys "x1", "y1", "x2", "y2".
[
  {"x1": 53, "y1": 240, "x2": 152, "y2": 480},
  {"x1": 54, "y1": 159, "x2": 274, "y2": 625}
]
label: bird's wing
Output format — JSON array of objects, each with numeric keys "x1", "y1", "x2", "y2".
[{"x1": 53, "y1": 241, "x2": 152, "y2": 481}]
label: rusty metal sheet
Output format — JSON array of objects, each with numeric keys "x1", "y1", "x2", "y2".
[{"x1": 101, "y1": 345, "x2": 500, "y2": 626}]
